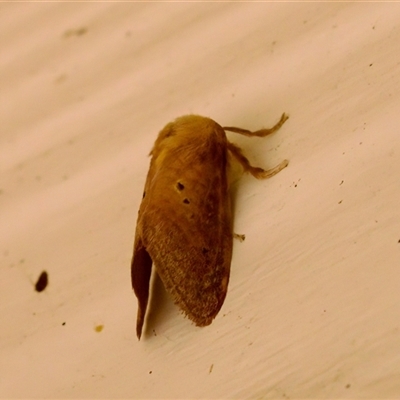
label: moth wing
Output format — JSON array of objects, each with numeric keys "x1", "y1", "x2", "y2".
[
  {"x1": 131, "y1": 235, "x2": 153, "y2": 339},
  {"x1": 138, "y1": 135, "x2": 233, "y2": 327}
]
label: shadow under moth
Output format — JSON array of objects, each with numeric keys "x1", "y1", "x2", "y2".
[{"x1": 131, "y1": 113, "x2": 289, "y2": 339}]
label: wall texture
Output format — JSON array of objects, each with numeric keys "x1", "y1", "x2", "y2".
[{"x1": 1, "y1": 3, "x2": 400, "y2": 398}]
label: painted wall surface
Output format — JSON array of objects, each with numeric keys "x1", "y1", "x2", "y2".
[{"x1": 1, "y1": 3, "x2": 400, "y2": 398}]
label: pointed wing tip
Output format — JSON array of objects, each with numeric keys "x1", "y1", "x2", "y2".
[
  {"x1": 188, "y1": 309, "x2": 218, "y2": 327},
  {"x1": 136, "y1": 314, "x2": 144, "y2": 340}
]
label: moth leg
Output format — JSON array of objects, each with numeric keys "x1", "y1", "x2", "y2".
[
  {"x1": 223, "y1": 113, "x2": 288, "y2": 137},
  {"x1": 131, "y1": 238, "x2": 153, "y2": 340},
  {"x1": 233, "y1": 233, "x2": 246, "y2": 242},
  {"x1": 228, "y1": 142, "x2": 289, "y2": 180}
]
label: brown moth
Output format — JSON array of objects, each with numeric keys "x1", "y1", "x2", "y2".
[{"x1": 131, "y1": 113, "x2": 289, "y2": 339}]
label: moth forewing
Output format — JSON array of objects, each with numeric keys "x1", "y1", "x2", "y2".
[{"x1": 131, "y1": 113, "x2": 288, "y2": 339}]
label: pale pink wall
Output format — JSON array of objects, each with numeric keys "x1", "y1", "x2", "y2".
[{"x1": 1, "y1": 2, "x2": 400, "y2": 397}]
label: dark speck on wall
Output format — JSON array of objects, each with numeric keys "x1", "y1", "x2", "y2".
[{"x1": 35, "y1": 271, "x2": 48, "y2": 292}]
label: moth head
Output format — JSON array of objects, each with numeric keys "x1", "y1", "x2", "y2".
[{"x1": 150, "y1": 115, "x2": 225, "y2": 161}]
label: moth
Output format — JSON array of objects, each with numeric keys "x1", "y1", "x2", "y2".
[{"x1": 131, "y1": 113, "x2": 289, "y2": 339}]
